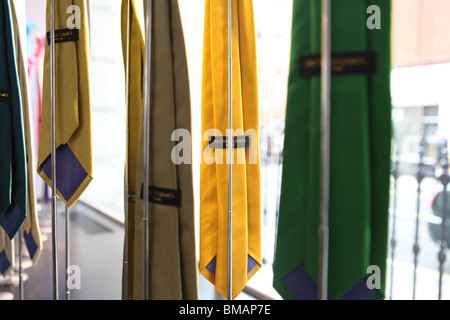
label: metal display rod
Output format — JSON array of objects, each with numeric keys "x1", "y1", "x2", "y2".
[
  {"x1": 49, "y1": 0, "x2": 59, "y2": 301},
  {"x1": 18, "y1": 229, "x2": 23, "y2": 300},
  {"x1": 65, "y1": 206, "x2": 70, "y2": 300},
  {"x1": 389, "y1": 145, "x2": 400, "y2": 300},
  {"x1": 438, "y1": 147, "x2": 449, "y2": 300},
  {"x1": 143, "y1": 0, "x2": 153, "y2": 301},
  {"x1": 227, "y1": 0, "x2": 233, "y2": 301},
  {"x1": 123, "y1": 0, "x2": 131, "y2": 300},
  {"x1": 318, "y1": 0, "x2": 331, "y2": 301},
  {"x1": 412, "y1": 144, "x2": 425, "y2": 300}
]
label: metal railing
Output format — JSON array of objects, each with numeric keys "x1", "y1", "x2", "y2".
[{"x1": 389, "y1": 141, "x2": 449, "y2": 300}]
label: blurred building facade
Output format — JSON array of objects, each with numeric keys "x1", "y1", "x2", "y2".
[{"x1": 392, "y1": 0, "x2": 450, "y2": 164}]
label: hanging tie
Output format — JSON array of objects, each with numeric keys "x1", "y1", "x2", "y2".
[
  {"x1": 37, "y1": 0, "x2": 93, "y2": 208},
  {"x1": 9, "y1": 0, "x2": 43, "y2": 265},
  {"x1": 200, "y1": 0, "x2": 262, "y2": 300},
  {"x1": 120, "y1": 0, "x2": 145, "y2": 300},
  {"x1": 0, "y1": 0, "x2": 27, "y2": 241},
  {"x1": 273, "y1": 0, "x2": 392, "y2": 300},
  {"x1": 123, "y1": 0, "x2": 198, "y2": 300}
]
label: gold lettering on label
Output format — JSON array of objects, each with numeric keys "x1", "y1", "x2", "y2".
[
  {"x1": 331, "y1": 56, "x2": 367, "y2": 69},
  {"x1": 305, "y1": 58, "x2": 320, "y2": 68},
  {"x1": 304, "y1": 54, "x2": 370, "y2": 73},
  {"x1": 55, "y1": 30, "x2": 73, "y2": 41},
  {"x1": 151, "y1": 190, "x2": 176, "y2": 202}
]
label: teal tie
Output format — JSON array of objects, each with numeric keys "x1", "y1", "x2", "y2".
[{"x1": 0, "y1": 0, "x2": 27, "y2": 241}]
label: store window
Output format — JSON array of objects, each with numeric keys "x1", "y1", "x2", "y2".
[
  {"x1": 80, "y1": 0, "x2": 126, "y2": 219},
  {"x1": 18, "y1": 0, "x2": 450, "y2": 301}
]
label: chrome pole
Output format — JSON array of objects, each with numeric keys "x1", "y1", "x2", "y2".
[
  {"x1": 318, "y1": 0, "x2": 331, "y2": 301},
  {"x1": 272, "y1": 143, "x2": 283, "y2": 263},
  {"x1": 18, "y1": 228, "x2": 23, "y2": 300},
  {"x1": 143, "y1": 0, "x2": 153, "y2": 301},
  {"x1": 123, "y1": 0, "x2": 131, "y2": 300},
  {"x1": 86, "y1": 0, "x2": 91, "y2": 48},
  {"x1": 412, "y1": 144, "x2": 425, "y2": 300},
  {"x1": 389, "y1": 145, "x2": 400, "y2": 300},
  {"x1": 8, "y1": 0, "x2": 24, "y2": 299},
  {"x1": 438, "y1": 147, "x2": 449, "y2": 300},
  {"x1": 50, "y1": 0, "x2": 59, "y2": 301},
  {"x1": 227, "y1": 0, "x2": 233, "y2": 301},
  {"x1": 65, "y1": 206, "x2": 70, "y2": 300}
]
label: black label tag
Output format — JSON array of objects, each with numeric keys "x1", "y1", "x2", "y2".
[
  {"x1": 128, "y1": 192, "x2": 136, "y2": 203},
  {"x1": 140, "y1": 185, "x2": 182, "y2": 207},
  {"x1": 299, "y1": 51, "x2": 376, "y2": 77},
  {"x1": 46, "y1": 28, "x2": 79, "y2": 45},
  {"x1": 209, "y1": 136, "x2": 251, "y2": 149},
  {"x1": 0, "y1": 91, "x2": 11, "y2": 103}
]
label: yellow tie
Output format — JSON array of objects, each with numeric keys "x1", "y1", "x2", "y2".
[
  {"x1": 37, "y1": 0, "x2": 93, "y2": 208},
  {"x1": 123, "y1": 0, "x2": 198, "y2": 300},
  {"x1": 200, "y1": 0, "x2": 262, "y2": 300},
  {"x1": 121, "y1": 0, "x2": 145, "y2": 299}
]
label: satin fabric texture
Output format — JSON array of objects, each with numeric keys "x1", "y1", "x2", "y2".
[
  {"x1": 0, "y1": 0, "x2": 42, "y2": 275},
  {"x1": 0, "y1": 0, "x2": 27, "y2": 242},
  {"x1": 37, "y1": 0, "x2": 93, "y2": 209},
  {"x1": 200, "y1": 0, "x2": 262, "y2": 300},
  {"x1": 121, "y1": 0, "x2": 198, "y2": 300},
  {"x1": 273, "y1": 0, "x2": 392, "y2": 300},
  {"x1": 11, "y1": 0, "x2": 42, "y2": 266}
]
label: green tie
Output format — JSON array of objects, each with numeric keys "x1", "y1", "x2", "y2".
[{"x1": 273, "y1": 0, "x2": 392, "y2": 300}]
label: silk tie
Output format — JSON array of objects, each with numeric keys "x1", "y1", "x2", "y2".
[
  {"x1": 123, "y1": 0, "x2": 198, "y2": 300},
  {"x1": 120, "y1": 0, "x2": 145, "y2": 300},
  {"x1": 10, "y1": 0, "x2": 43, "y2": 264},
  {"x1": 200, "y1": 0, "x2": 262, "y2": 300},
  {"x1": 0, "y1": 0, "x2": 27, "y2": 241},
  {"x1": 273, "y1": 0, "x2": 392, "y2": 300},
  {"x1": 37, "y1": 0, "x2": 93, "y2": 208}
]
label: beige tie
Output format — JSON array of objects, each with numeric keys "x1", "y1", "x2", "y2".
[{"x1": 123, "y1": 0, "x2": 198, "y2": 300}]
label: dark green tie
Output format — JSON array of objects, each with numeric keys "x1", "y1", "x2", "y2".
[
  {"x1": 0, "y1": 0, "x2": 27, "y2": 241},
  {"x1": 273, "y1": 0, "x2": 392, "y2": 300}
]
